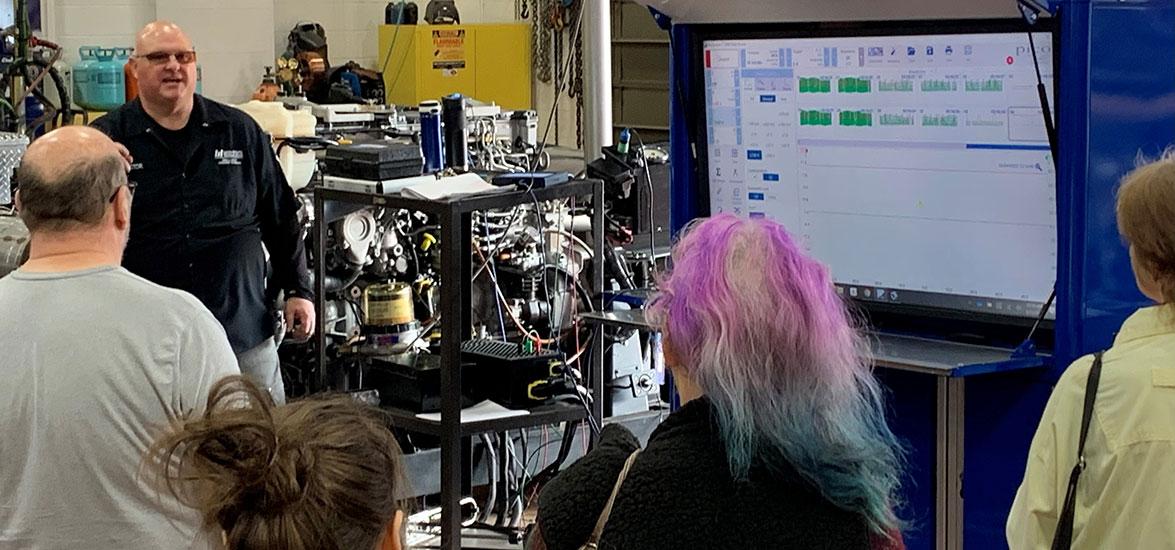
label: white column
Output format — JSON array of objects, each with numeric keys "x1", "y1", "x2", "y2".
[{"x1": 582, "y1": 0, "x2": 612, "y2": 161}]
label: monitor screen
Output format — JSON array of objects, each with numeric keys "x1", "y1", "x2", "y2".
[{"x1": 700, "y1": 23, "x2": 1056, "y2": 320}]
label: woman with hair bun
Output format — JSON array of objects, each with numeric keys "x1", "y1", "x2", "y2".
[
  {"x1": 527, "y1": 213, "x2": 905, "y2": 549},
  {"x1": 146, "y1": 375, "x2": 406, "y2": 550}
]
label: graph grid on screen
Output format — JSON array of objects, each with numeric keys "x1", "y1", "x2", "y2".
[{"x1": 702, "y1": 29, "x2": 1056, "y2": 319}]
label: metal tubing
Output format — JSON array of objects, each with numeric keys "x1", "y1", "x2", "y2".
[
  {"x1": 590, "y1": 181, "x2": 606, "y2": 443},
  {"x1": 314, "y1": 192, "x2": 327, "y2": 393},
  {"x1": 936, "y1": 376, "x2": 965, "y2": 550},
  {"x1": 582, "y1": 0, "x2": 613, "y2": 162}
]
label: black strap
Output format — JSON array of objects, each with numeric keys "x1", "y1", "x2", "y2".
[{"x1": 1051, "y1": 351, "x2": 1104, "y2": 550}]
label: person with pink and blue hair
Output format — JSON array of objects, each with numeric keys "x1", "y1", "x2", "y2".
[{"x1": 527, "y1": 213, "x2": 906, "y2": 549}]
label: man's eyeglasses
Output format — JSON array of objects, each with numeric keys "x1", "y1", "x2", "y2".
[
  {"x1": 109, "y1": 181, "x2": 138, "y2": 203},
  {"x1": 135, "y1": 50, "x2": 197, "y2": 65}
]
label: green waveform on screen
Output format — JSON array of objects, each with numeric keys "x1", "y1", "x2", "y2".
[
  {"x1": 880, "y1": 114, "x2": 914, "y2": 126},
  {"x1": 838, "y1": 77, "x2": 871, "y2": 93},
  {"x1": 838, "y1": 111, "x2": 873, "y2": 127},
  {"x1": 965, "y1": 79, "x2": 1004, "y2": 92},
  {"x1": 800, "y1": 110, "x2": 833, "y2": 126},
  {"x1": 922, "y1": 114, "x2": 959, "y2": 127},
  {"x1": 799, "y1": 77, "x2": 832, "y2": 93},
  {"x1": 921, "y1": 80, "x2": 958, "y2": 92},
  {"x1": 878, "y1": 80, "x2": 914, "y2": 92}
]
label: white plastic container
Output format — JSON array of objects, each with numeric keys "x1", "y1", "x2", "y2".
[
  {"x1": 236, "y1": 100, "x2": 318, "y2": 190},
  {"x1": 237, "y1": 100, "x2": 293, "y2": 137},
  {"x1": 290, "y1": 107, "x2": 316, "y2": 137},
  {"x1": 280, "y1": 147, "x2": 316, "y2": 191}
]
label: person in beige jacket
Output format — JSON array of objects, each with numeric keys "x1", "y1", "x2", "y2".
[{"x1": 1008, "y1": 152, "x2": 1175, "y2": 549}]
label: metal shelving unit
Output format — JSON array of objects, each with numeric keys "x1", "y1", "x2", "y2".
[
  {"x1": 380, "y1": 403, "x2": 590, "y2": 437},
  {"x1": 312, "y1": 179, "x2": 606, "y2": 550},
  {"x1": 612, "y1": 0, "x2": 670, "y2": 141}
]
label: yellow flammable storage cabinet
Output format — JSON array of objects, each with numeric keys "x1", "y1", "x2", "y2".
[{"x1": 378, "y1": 23, "x2": 532, "y2": 110}]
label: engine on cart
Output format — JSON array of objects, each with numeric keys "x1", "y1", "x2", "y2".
[
  {"x1": 285, "y1": 193, "x2": 603, "y2": 400},
  {"x1": 251, "y1": 80, "x2": 666, "y2": 425}
]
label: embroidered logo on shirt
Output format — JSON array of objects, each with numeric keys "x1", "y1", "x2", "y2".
[{"x1": 214, "y1": 149, "x2": 244, "y2": 166}]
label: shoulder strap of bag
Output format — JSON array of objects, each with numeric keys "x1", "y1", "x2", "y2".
[
  {"x1": 582, "y1": 449, "x2": 642, "y2": 550},
  {"x1": 1051, "y1": 351, "x2": 1104, "y2": 550}
]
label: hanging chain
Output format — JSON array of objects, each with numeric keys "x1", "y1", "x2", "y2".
[
  {"x1": 535, "y1": 0, "x2": 552, "y2": 83},
  {"x1": 551, "y1": 0, "x2": 564, "y2": 142},
  {"x1": 553, "y1": 2, "x2": 564, "y2": 88},
  {"x1": 568, "y1": 0, "x2": 581, "y2": 100},
  {"x1": 573, "y1": 1, "x2": 584, "y2": 150}
]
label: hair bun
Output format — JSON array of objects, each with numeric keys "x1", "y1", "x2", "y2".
[
  {"x1": 253, "y1": 445, "x2": 314, "y2": 512},
  {"x1": 200, "y1": 423, "x2": 275, "y2": 461},
  {"x1": 146, "y1": 375, "x2": 406, "y2": 550}
]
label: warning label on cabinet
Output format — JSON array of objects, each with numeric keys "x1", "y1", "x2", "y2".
[{"x1": 432, "y1": 29, "x2": 466, "y2": 72}]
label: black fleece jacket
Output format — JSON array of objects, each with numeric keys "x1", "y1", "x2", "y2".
[{"x1": 530, "y1": 397, "x2": 876, "y2": 550}]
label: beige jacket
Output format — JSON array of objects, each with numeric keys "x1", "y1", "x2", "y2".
[{"x1": 1008, "y1": 306, "x2": 1175, "y2": 549}]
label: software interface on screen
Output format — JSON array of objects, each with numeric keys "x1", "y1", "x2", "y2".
[{"x1": 703, "y1": 31, "x2": 1056, "y2": 319}]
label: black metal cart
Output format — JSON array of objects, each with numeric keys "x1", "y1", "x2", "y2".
[{"x1": 312, "y1": 180, "x2": 606, "y2": 549}]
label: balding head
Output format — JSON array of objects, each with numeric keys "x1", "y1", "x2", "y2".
[
  {"x1": 15, "y1": 127, "x2": 130, "y2": 234},
  {"x1": 132, "y1": 21, "x2": 198, "y2": 110},
  {"x1": 22, "y1": 126, "x2": 122, "y2": 182},
  {"x1": 134, "y1": 21, "x2": 192, "y2": 54}
]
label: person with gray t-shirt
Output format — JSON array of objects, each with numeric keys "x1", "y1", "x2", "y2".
[{"x1": 0, "y1": 127, "x2": 239, "y2": 549}]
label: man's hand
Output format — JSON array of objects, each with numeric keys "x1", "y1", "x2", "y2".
[
  {"x1": 114, "y1": 142, "x2": 133, "y2": 172},
  {"x1": 284, "y1": 297, "x2": 315, "y2": 342}
]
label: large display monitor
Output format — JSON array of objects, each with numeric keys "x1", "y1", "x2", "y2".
[{"x1": 696, "y1": 20, "x2": 1057, "y2": 322}]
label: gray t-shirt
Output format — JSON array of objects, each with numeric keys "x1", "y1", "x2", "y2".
[{"x1": 0, "y1": 266, "x2": 239, "y2": 549}]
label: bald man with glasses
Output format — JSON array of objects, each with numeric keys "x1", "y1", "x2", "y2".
[{"x1": 93, "y1": 21, "x2": 314, "y2": 404}]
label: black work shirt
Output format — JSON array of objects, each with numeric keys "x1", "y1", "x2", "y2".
[
  {"x1": 153, "y1": 118, "x2": 195, "y2": 160},
  {"x1": 93, "y1": 96, "x2": 313, "y2": 353}
]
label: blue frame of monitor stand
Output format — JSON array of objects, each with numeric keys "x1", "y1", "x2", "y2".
[{"x1": 665, "y1": 3, "x2": 1175, "y2": 548}]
